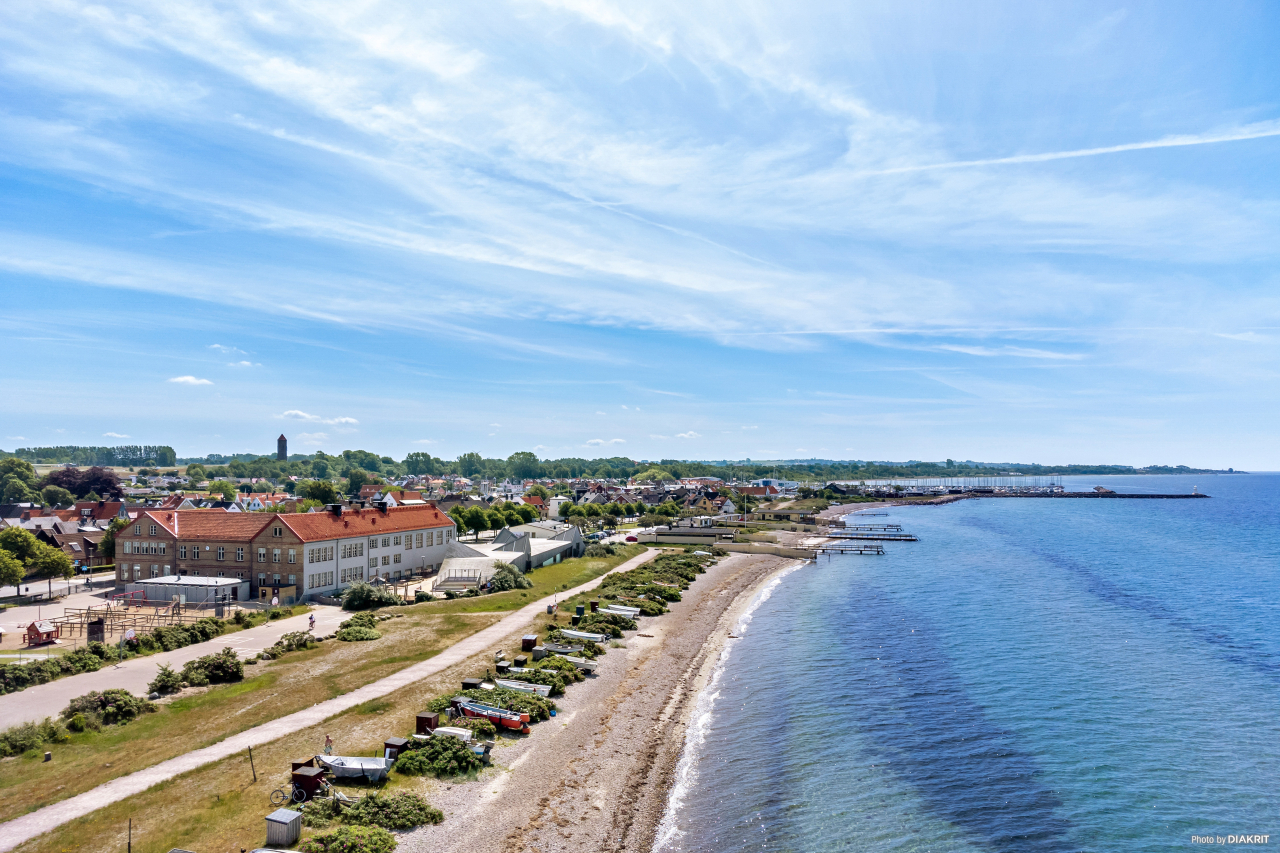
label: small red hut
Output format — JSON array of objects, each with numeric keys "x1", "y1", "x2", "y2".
[{"x1": 26, "y1": 620, "x2": 59, "y2": 645}]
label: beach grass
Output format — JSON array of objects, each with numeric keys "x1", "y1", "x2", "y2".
[{"x1": 0, "y1": 609, "x2": 498, "y2": 825}]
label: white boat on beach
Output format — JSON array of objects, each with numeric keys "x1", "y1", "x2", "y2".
[
  {"x1": 559, "y1": 628, "x2": 610, "y2": 643},
  {"x1": 601, "y1": 604, "x2": 641, "y2": 618},
  {"x1": 555, "y1": 654, "x2": 599, "y2": 673},
  {"x1": 494, "y1": 677, "x2": 554, "y2": 697}
]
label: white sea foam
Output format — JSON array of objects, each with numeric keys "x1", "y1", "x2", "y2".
[{"x1": 651, "y1": 561, "x2": 807, "y2": 852}]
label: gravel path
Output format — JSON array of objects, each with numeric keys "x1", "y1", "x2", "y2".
[
  {"x1": 0, "y1": 550, "x2": 661, "y2": 853},
  {"x1": 0, "y1": 605, "x2": 349, "y2": 726}
]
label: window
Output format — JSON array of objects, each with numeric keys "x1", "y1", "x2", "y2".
[
  {"x1": 133, "y1": 565, "x2": 140, "y2": 580},
  {"x1": 416, "y1": 533, "x2": 423, "y2": 548},
  {"x1": 393, "y1": 535, "x2": 401, "y2": 546},
  {"x1": 150, "y1": 565, "x2": 159, "y2": 578},
  {"x1": 159, "y1": 542, "x2": 166, "y2": 555},
  {"x1": 192, "y1": 547, "x2": 200, "y2": 561},
  {"x1": 258, "y1": 548, "x2": 267, "y2": 562},
  {"x1": 369, "y1": 537, "x2": 377, "y2": 549},
  {"x1": 257, "y1": 573, "x2": 266, "y2": 584},
  {"x1": 179, "y1": 545, "x2": 187, "y2": 559},
  {"x1": 123, "y1": 541, "x2": 132, "y2": 554},
  {"x1": 273, "y1": 526, "x2": 283, "y2": 538},
  {"x1": 288, "y1": 574, "x2": 296, "y2": 586},
  {"x1": 217, "y1": 547, "x2": 225, "y2": 560},
  {"x1": 288, "y1": 549, "x2": 296, "y2": 564},
  {"x1": 148, "y1": 524, "x2": 157, "y2": 536},
  {"x1": 382, "y1": 536, "x2": 390, "y2": 548},
  {"x1": 236, "y1": 547, "x2": 245, "y2": 561},
  {"x1": 446, "y1": 530, "x2": 452, "y2": 543},
  {"x1": 368, "y1": 557, "x2": 377, "y2": 569},
  {"x1": 217, "y1": 571, "x2": 225, "y2": 578},
  {"x1": 273, "y1": 573, "x2": 281, "y2": 584},
  {"x1": 405, "y1": 536, "x2": 412, "y2": 550},
  {"x1": 381, "y1": 555, "x2": 389, "y2": 566},
  {"x1": 272, "y1": 549, "x2": 281, "y2": 563},
  {"x1": 134, "y1": 525, "x2": 141, "y2": 536},
  {"x1": 393, "y1": 553, "x2": 401, "y2": 564}
]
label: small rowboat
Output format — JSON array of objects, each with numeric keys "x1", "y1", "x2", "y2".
[
  {"x1": 495, "y1": 678, "x2": 553, "y2": 697},
  {"x1": 554, "y1": 654, "x2": 598, "y2": 673},
  {"x1": 601, "y1": 604, "x2": 641, "y2": 618},
  {"x1": 543, "y1": 641, "x2": 585, "y2": 654},
  {"x1": 453, "y1": 699, "x2": 530, "y2": 733},
  {"x1": 429, "y1": 726, "x2": 473, "y2": 742},
  {"x1": 559, "y1": 629, "x2": 610, "y2": 643}
]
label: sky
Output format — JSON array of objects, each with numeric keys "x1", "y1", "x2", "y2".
[{"x1": 0, "y1": 1, "x2": 1277, "y2": 469}]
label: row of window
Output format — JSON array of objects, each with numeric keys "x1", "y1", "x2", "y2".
[
  {"x1": 341, "y1": 542, "x2": 365, "y2": 559},
  {"x1": 366, "y1": 553, "x2": 402, "y2": 568},
  {"x1": 257, "y1": 573, "x2": 297, "y2": 586},
  {"x1": 307, "y1": 571, "x2": 335, "y2": 589},
  {"x1": 308, "y1": 546, "x2": 335, "y2": 564},
  {"x1": 367, "y1": 530, "x2": 449, "y2": 549},
  {"x1": 123, "y1": 541, "x2": 165, "y2": 555},
  {"x1": 340, "y1": 565, "x2": 364, "y2": 583},
  {"x1": 255, "y1": 547, "x2": 297, "y2": 564}
]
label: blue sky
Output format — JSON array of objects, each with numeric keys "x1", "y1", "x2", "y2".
[{"x1": 1, "y1": 1, "x2": 1277, "y2": 468}]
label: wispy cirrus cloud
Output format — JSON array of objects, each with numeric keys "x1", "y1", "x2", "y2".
[
  {"x1": 103, "y1": 431, "x2": 130, "y2": 438},
  {"x1": 277, "y1": 410, "x2": 358, "y2": 425},
  {"x1": 586, "y1": 438, "x2": 626, "y2": 446},
  {"x1": 168, "y1": 375, "x2": 212, "y2": 385}
]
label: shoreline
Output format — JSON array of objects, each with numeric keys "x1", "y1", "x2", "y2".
[{"x1": 400, "y1": 550, "x2": 804, "y2": 853}]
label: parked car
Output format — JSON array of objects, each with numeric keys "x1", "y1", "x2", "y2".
[{"x1": 624, "y1": 535, "x2": 638, "y2": 542}]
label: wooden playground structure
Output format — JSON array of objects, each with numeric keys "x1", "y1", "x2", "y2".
[{"x1": 50, "y1": 594, "x2": 243, "y2": 643}]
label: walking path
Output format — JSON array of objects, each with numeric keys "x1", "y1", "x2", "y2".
[
  {"x1": 0, "y1": 549, "x2": 658, "y2": 852},
  {"x1": 0, "y1": 606, "x2": 348, "y2": 727}
]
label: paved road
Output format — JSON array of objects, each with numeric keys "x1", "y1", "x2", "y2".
[
  {"x1": 1, "y1": 570, "x2": 115, "y2": 600},
  {"x1": 0, "y1": 549, "x2": 658, "y2": 853},
  {"x1": 0, "y1": 606, "x2": 349, "y2": 726}
]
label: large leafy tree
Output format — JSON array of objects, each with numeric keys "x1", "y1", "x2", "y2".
[
  {"x1": 0, "y1": 550, "x2": 22, "y2": 587},
  {"x1": 506, "y1": 451, "x2": 542, "y2": 480},
  {"x1": 404, "y1": 452, "x2": 441, "y2": 476},
  {"x1": 344, "y1": 469, "x2": 371, "y2": 496},
  {"x1": 98, "y1": 517, "x2": 129, "y2": 560},
  {"x1": 297, "y1": 479, "x2": 339, "y2": 505},
  {"x1": 462, "y1": 506, "x2": 489, "y2": 538},
  {"x1": 457, "y1": 452, "x2": 483, "y2": 478},
  {"x1": 41, "y1": 485, "x2": 75, "y2": 507},
  {"x1": 206, "y1": 480, "x2": 239, "y2": 501}
]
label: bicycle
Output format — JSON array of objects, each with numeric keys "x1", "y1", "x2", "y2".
[{"x1": 270, "y1": 784, "x2": 306, "y2": 806}]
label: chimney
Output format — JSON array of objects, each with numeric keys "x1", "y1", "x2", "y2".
[
  {"x1": 327, "y1": 504, "x2": 343, "y2": 517},
  {"x1": 373, "y1": 500, "x2": 389, "y2": 513}
]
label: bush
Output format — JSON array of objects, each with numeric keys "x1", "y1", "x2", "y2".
[
  {"x1": 395, "y1": 735, "x2": 481, "y2": 778},
  {"x1": 414, "y1": 590, "x2": 432, "y2": 603},
  {"x1": 340, "y1": 612, "x2": 379, "y2": 630},
  {"x1": 341, "y1": 582, "x2": 401, "y2": 611},
  {"x1": 488, "y1": 561, "x2": 532, "y2": 593},
  {"x1": 579, "y1": 611, "x2": 637, "y2": 636},
  {"x1": 341, "y1": 792, "x2": 444, "y2": 829},
  {"x1": 61, "y1": 689, "x2": 155, "y2": 727},
  {"x1": 180, "y1": 647, "x2": 243, "y2": 687},
  {"x1": 585, "y1": 542, "x2": 619, "y2": 558},
  {"x1": 301, "y1": 795, "x2": 339, "y2": 828},
  {"x1": 530, "y1": 655, "x2": 586, "y2": 684},
  {"x1": 424, "y1": 688, "x2": 555, "y2": 721},
  {"x1": 336, "y1": 626, "x2": 382, "y2": 642},
  {"x1": 300, "y1": 825, "x2": 397, "y2": 853},
  {"x1": 447, "y1": 716, "x2": 497, "y2": 739},
  {"x1": 0, "y1": 718, "x2": 71, "y2": 757},
  {"x1": 497, "y1": 667, "x2": 566, "y2": 696},
  {"x1": 148, "y1": 664, "x2": 183, "y2": 695}
]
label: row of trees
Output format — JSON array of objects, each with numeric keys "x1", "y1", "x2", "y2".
[
  {"x1": 4, "y1": 445, "x2": 176, "y2": 467},
  {"x1": 0, "y1": 527, "x2": 75, "y2": 587},
  {"x1": 1, "y1": 459, "x2": 123, "y2": 506},
  {"x1": 447, "y1": 502, "x2": 540, "y2": 539}
]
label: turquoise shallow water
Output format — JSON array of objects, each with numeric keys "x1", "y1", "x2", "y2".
[{"x1": 659, "y1": 474, "x2": 1279, "y2": 853}]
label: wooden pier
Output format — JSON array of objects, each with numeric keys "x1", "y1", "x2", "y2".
[
  {"x1": 829, "y1": 532, "x2": 919, "y2": 542},
  {"x1": 836, "y1": 524, "x2": 903, "y2": 532},
  {"x1": 816, "y1": 543, "x2": 886, "y2": 556}
]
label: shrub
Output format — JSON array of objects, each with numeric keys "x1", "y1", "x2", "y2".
[
  {"x1": 488, "y1": 561, "x2": 532, "y2": 593},
  {"x1": 545, "y1": 629, "x2": 604, "y2": 659},
  {"x1": 395, "y1": 735, "x2": 480, "y2": 778},
  {"x1": 584, "y1": 542, "x2": 619, "y2": 558},
  {"x1": 447, "y1": 716, "x2": 497, "y2": 739},
  {"x1": 340, "y1": 612, "x2": 379, "y2": 630},
  {"x1": 341, "y1": 582, "x2": 401, "y2": 611},
  {"x1": 579, "y1": 611, "x2": 637, "y2": 636},
  {"x1": 336, "y1": 626, "x2": 382, "y2": 642},
  {"x1": 148, "y1": 664, "x2": 183, "y2": 695},
  {"x1": 424, "y1": 688, "x2": 555, "y2": 721},
  {"x1": 414, "y1": 590, "x2": 432, "y2": 603},
  {"x1": 341, "y1": 792, "x2": 444, "y2": 829},
  {"x1": 497, "y1": 668, "x2": 566, "y2": 696},
  {"x1": 299, "y1": 825, "x2": 397, "y2": 853},
  {"x1": 301, "y1": 796, "x2": 339, "y2": 829},
  {"x1": 530, "y1": 655, "x2": 586, "y2": 683},
  {"x1": 0, "y1": 718, "x2": 70, "y2": 757},
  {"x1": 61, "y1": 689, "x2": 155, "y2": 727},
  {"x1": 180, "y1": 647, "x2": 243, "y2": 687}
]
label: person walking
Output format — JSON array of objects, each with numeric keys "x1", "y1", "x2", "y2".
[{"x1": 323, "y1": 733, "x2": 334, "y2": 756}]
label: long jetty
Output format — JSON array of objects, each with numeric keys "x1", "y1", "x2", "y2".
[
  {"x1": 829, "y1": 531, "x2": 919, "y2": 542},
  {"x1": 983, "y1": 492, "x2": 1209, "y2": 499}
]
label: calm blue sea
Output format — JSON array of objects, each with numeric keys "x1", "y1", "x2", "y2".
[{"x1": 657, "y1": 474, "x2": 1279, "y2": 853}]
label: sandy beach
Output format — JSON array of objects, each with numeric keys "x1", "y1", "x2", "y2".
[{"x1": 398, "y1": 550, "x2": 804, "y2": 853}]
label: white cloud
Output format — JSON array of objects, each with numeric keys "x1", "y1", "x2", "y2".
[
  {"x1": 208, "y1": 344, "x2": 245, "y2": 354},
  {"x1": 936, "y1": 345, "x2": 1082, "y2": 360},
  {"x1": 168, "y1": 375, "x2": 212, "y2": 385},
  {"x1": 228, "y1": 360, "x2": 260, "y2": 367},
  {"x1": 103, "y1": 432, "x2": 130, "y2": 438},
  {"x1": 278, "y1": 410, "x2": 359, "y2": 425},
  {"x1": 585, "y1": 438, "x2": 626, "y2": 446},
  {"x1": 412, "y1": 438, "x2": 437, "y2": 445},
  {"x1": 676, "y1": 431, "x2": 701, "y2": 439}
]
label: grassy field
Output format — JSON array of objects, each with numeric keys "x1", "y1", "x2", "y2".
[
  {"x1": 418, "y1": 543, "x2": 647, "y2": 615},
  {"x1": 11, "y1": 606, "x2": 560, "y2": 853},
  {"x1": 0, "y1": 609, "x2": 498, "y2": 825},
  {"x1": 3, "y1": 545, "x2": 656, "y2": 850}
]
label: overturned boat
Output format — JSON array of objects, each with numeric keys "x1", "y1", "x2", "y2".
[
  {"x1": 601, "y1": 604, "x2": 641, "y2": 618},
  {"x1": 553, "y1": 654, "x2": 598, "y2": 673},
  {"x1": 494, "y1": 677, "x2": 554, "y2": 697},
  {"x1": 558, "y1": 629, "x2": 610, "y2": 643},
  {"x1": 542, "y1": 641, "x2": 584, "y2": 654},
  {"x1": 315, "y1": 754, "x2": 394, "y2": 783}
]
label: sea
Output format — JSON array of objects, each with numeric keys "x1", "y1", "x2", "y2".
[{"x1": 655, "y1": 474, "x2": 1279, "y2": 853}]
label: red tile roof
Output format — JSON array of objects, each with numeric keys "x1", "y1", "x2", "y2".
[
  {"x1": 279, "y1": 504, "x2": 456, "y2": 543},
  {"x1": 522, "y1": 495, "x2": 545, "y2": 507},
  {"x1": 132, "y1": 510, "x2": 273, "y2": 541}
]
